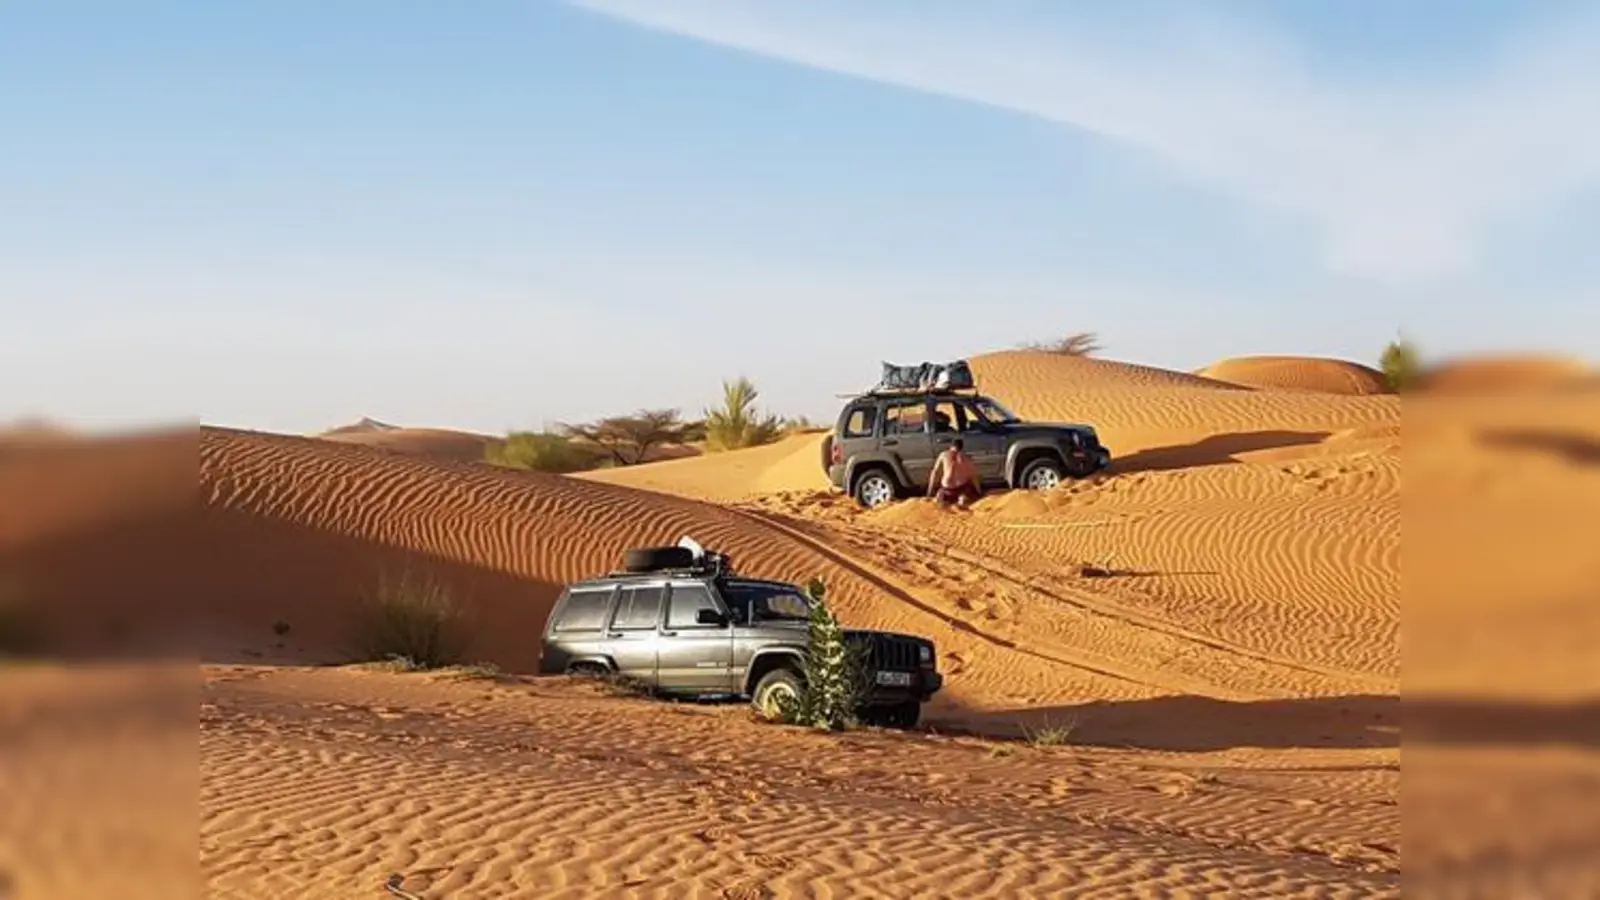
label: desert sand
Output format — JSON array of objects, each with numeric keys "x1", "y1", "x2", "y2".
[{"x1": 7, "y1": 348, "x2": 1598, "y2": 897}]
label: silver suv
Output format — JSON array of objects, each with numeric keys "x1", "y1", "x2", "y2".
[{"x1": 538, "y1": 540, "x2": 943, "y2": 728}]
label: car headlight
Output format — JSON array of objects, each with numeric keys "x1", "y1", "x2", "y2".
[{"x1": 918, "y1": 644, "x2": 933, "y2": 664}]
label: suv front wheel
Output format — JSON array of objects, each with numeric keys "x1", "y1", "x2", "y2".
[
  {"x1": 1019, "y1": 456, "x2": 1066, "y2": 491},
  {"x1": 852, "y1": 468, "x2": 899, "y2": 509},
  {"x1": 752, "y1": 668, "x2": 804, "y2": 720}
]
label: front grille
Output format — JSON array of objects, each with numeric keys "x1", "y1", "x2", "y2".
[{"x1": 849, "y1": 633, "x2": 920, "y2": 671}]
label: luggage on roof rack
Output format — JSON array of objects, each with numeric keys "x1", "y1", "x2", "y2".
[
  {"x1": 875, "y1": 359, "x2": 975, "y2": 393},
  {"x1": 616, "y1": 536, "x2": 734, "y2": 577}
]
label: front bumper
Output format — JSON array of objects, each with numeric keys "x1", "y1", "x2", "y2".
[
  {"x1": 862, "y1": 668, "x2": 943, "y2": 704},
  {"x1": 1069, "y1": 444, "x2": 1111, "y2": 471}
]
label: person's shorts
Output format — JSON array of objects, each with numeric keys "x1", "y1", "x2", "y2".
[{"x1": 935, "y1": 482, "x2": 982, "y2": 504}]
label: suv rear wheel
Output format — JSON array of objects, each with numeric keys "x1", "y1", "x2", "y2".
[
  {"x1": 852, "y1": 468, "x2": 898, "y2": 509},
  {"x1": 1019, "y1": 456, "x2": 1066, "y2": 491}
]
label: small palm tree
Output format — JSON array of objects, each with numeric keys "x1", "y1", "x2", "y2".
[{"x1": 703, "y1": 377, "x2": 784, "y2": 452}]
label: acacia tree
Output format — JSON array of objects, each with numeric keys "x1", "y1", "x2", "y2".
[
  {"x1": 703, "y1": 376, "x2": 784, "y2": 452},
  {"x1": 1021, "y1": 331, "x2": 1102, "y2": 356},
  {"x1": 559, "y1": 409, "x2": 701, "y2": 466}
]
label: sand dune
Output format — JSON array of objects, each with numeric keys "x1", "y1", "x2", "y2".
[
  {"x1": 319, "y1": 423, "x2": 506, "y2": 463},
  {"x1": 575, "y1": 430, "x2": 831, "y2": 501},
  {"x1": 1418, "y1": 353, "x2": 1596, "y2": 394},
  {"x1": 971, "y1": 350, "x2": 1243, "y2": 393},
  {"x1": 8, "y1": 348, "x2": 1432, "y2": 897},
  {"x1": 1198, "y1": 355, "x2": 1391, "y2": 395},
  {"x1": 199, "y1": 426, "x2": 1212, "y2": 712}
]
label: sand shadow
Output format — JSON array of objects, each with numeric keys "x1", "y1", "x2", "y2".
[
  {"x1": 932, "y1": 693, "x2": 1400, "y2": 751},
  {"x1": 0, "y1": 499, "x2": 566, "y2": 673},
  {"x1": 1402, "y1": 694, "x2": 1600, "y2": 748},
  {"x1": 1475, "y1": 428, "x2": 1600, "y2": 467},
  {"x1": 1112, "y1": 430, "x2": 1332, "y2": 474},
  {"x1": 934, "y1": 692, "x2": 1600, "y2": 751}
]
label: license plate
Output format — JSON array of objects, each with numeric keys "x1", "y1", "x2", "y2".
[{"x1": 875, "y1": 670, "x2": 913, "y2": 687}]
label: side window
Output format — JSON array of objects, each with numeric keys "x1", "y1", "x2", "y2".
[
  {"x1": 882, "y1": 400, "x2": 926, "y2": 436},
  {"x1": 666, "y1": 583, "x2": 721, "y2": 628},
  {"x1": 610, "y1": 584, "x2": 665, "y2": 630},
  {"x1": 842, "y1": 405, "x2": 877, "y2": 438},
  {"x1": 552, "y1": 587, "x2": 614, "y2": 632},
  {"x1": 930, "y1": 400, "x2": 962, "y2": 433}
]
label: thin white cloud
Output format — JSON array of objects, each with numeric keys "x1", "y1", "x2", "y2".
[{"x1": 568, "y1": 0, "x2": 1600, "y2": 283}]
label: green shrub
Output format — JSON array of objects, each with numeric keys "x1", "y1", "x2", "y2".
[
  {"x1": 772, "y1": 577, "x2": 869, "y2": 731},
  {"x1": 349, "y1": 569, "x2": 467, "y2": 669},
  {"x1": 486, "y1": 430, "x2": 601, "y2": 473},
  {"x1": 1379, "y1": 337, "x2": 1421, "y2": 393},
  {"x1": 703, "y1": 377, "x2": 784, "y2": 452}
]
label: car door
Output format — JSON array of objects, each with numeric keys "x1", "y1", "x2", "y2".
[
  {"x1": 952, "y1": 398, "x2": 1007, "y2": 485},
  {"x1": 604, "y1": 582, "x2": 667, "y2": 685},
  {"x1": 881, "y1": 397, "x2": 937, "y2": 488},
  {"x1": 655, "y1": 581, "x2": 736, "y2": 695}
]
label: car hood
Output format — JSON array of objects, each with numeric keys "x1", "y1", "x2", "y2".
[
  {"x1": 997, "y1": 421, "x2": 1098, "y2": 439},
  {"x1": 739, "y1": 622, "x2": 930, "y2": 643}
]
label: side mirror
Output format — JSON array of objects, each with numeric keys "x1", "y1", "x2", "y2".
[{"x1": 696, "y1": 608, "x2": 729, "y2": 627}]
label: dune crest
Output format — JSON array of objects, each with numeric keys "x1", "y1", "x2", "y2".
[{"x1": 1198, "y1": 355, "x2": 1390, "y2": 395}]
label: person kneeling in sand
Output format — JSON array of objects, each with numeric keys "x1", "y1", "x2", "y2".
[{"x1": 928, "y1": 439, "x2": 982, "y2": 508}]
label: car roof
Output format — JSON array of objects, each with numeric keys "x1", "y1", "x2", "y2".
[{"x1": 567, "y1": 573, "x2": 799, "y2": 591}]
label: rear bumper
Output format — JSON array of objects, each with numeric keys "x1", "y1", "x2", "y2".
[{"x1": 827, "y1": 463, "x2": 848, "y2": 490}]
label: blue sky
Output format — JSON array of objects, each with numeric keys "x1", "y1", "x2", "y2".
[{"x1": 2, "y1": 0, "x2": 1595, "y2": 434}]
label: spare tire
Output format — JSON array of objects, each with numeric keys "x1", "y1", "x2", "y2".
[
  {"x1": 819, "y1": 433, "x2": 834, "y2": 473},
  {"x1": 622, "y1": 545, "x2": 696, "y2": 573}
]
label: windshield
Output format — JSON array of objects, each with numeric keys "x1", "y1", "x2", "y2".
[
  {"x1": 970, "y1": 396, "x2": 1020, "y2": 424},
  {"x1": 721, "y1": 581, "x2": 813, "y2": 623}
]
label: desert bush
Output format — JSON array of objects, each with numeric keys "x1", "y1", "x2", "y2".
[
  {"x1": 703, "y1": 377, "x2": 784, "y2": 452},
  {"x1": 558, "y1": 409, "x2": 702, "y2": 466},
  {"x1": 780, "y1": 415, "x2": 822, "y2": 434},
  {"x1": 1022, "y1": 715, "x2": 1081, "y2": 747},
  {"x1": 1020, "y1": 331, "x2": 1102, "y2": 357},
  {"x1": 486, "y1": 430, "x2": 601, "y2": 473},
  {"x1": 768, "y1": 577, "x2": 870, "y2": 731},
  {"x1": 349, "y1": 569, "x2": 467, "y2": 669},
  {"x1": 1379, "y1": 336, "x2": 1421, "y2": 392}
]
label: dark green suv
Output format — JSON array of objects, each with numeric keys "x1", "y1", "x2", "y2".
[
  {"x1": 538, "y1": 541, "x2": 943, "y2": 727},
  {"x1": 822, "y1": 387, "x2": 1112, "y2": 508}
]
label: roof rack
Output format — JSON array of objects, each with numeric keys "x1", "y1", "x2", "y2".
[{"x1": 833, "y1": 385, "x2": 981, "y2": 399}]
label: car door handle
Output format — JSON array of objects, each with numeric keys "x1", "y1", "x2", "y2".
[
  {"x1": 606, "y1": 631, "x2": 623, "y2": 638},
  {"x1": 659, "y1": 630, "x2": 677, "y2": 637}
]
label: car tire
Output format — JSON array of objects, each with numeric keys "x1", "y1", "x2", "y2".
[
  {"x1": 752, "y1": 668, "x2": 805, "y2": 720},
  {"x1": 566, "y1": 661, "x2": 610, "y2": 678},
  {"x1": 622, "y1": 545, "x2": 695, "y2": 572},
  {"x1": 1019, "y1": 457, "x2": 1066, "y2": 492},
  {"x1": 863, "y1": 701, "x2": 921, "y2": 729},
  {"x1": 851, "y1": 468, "x2": 899, "y2": 509}
]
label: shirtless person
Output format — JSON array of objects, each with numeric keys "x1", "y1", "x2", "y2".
[{"x1": 928, "y1": 439, "x2": 983, "y2": 507}]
